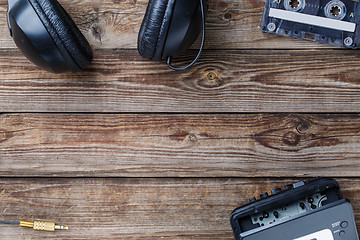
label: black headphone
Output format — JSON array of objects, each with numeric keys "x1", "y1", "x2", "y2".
[
  {"x1": 138, "y1": 0, "x2": 208, "y2": 70},
  {"x1": 7, "y1": 0, "x2": 93, "y2": 73},
  {"x1": 7, "y1": 0, "x2": 207, "y2": 73}
]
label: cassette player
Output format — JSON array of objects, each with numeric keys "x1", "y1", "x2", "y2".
[
  {"x1": 261, "y1": 0, "x2": 360, "y2": 48},
  {"x1": 230, "y1": 178, "x2": 359, "y2": 240}
]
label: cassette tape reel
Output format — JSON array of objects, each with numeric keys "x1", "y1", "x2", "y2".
[{"x1": 261, "y1": 0, "x2": 360, "y2": 48}]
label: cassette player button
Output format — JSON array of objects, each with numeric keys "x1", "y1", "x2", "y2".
[
  {"x1": 260, "y1": 193, "x2": 268, "y2": 199},
  {"x1": 271, "y1": 188, "x2": 281, "y2": 195},
  {"x1": 284, "y1": 184, "x2": 293, "y2": 190},
  {"x1": 341, "y1": 221, "x2": 348, "y2": 228},
  {"x1": 249, "y1": 197, "x2": 256, "y2": 203},
  {"x1": 293, "y1": 181, "x2": 305, "y2": 188}
]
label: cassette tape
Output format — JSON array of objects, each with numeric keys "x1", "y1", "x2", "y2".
[
  {"x1": 230, "y1": 178, "x2": 359, "y2": 240},
  {"x1": 261, "y1": 0, "x2": 360, "y2": 48}
]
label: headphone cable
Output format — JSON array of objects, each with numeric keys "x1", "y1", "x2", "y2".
[
  {"x1": 0, "y1": 220, "x2": 20, "y2": 225},
  {"x1": 167, "y1": 0, "x2": 206, "y2": 70}
]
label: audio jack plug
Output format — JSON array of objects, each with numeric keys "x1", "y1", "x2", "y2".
[{"x1": 20, "y1": 220, "x2": 69, "y2": 231}]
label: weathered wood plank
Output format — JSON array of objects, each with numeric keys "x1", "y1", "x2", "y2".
[
  {"x1": 1, "y1": 113, "x2": 360, "y2": 177},
  {"x1": 0, "y1": 178, "x2": 359, "y2": 239},
  {"x1": 0, "y1": 0, "x2": 335, "y2": 50},
  {"x1": 1, "y1": 49, "x2": 360, "y2": 113}
]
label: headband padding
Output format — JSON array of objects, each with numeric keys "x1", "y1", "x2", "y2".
[{"x1": 138, "y1": 0, "x2": 176, "y2": 61}]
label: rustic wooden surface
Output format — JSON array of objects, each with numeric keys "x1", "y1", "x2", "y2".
[
  {"x1": 1, "y1": 113, "x2": 360, "y2": 177},
  {"x1": 1, "y1": 0, "x2": 360, "y2": 113},
  {"x1": 1, "y1": 0, "x2": 360, "y2": 239},
  {"x1": 1, "y1": 49, "x2": 360, "y2": 113},
  {"x1": 1, "y1": 178, "x2": 360, "y2": 240}
]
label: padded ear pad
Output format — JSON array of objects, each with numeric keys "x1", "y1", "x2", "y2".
[
  {"x1": 29, "y1": 0, "x2": 93, "y2": 69},
  {"x1": 138, "y1": 0, "x2": 176, "y2": 61}
]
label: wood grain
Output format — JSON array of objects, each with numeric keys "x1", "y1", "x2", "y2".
[
  {"x1": 2, "y1": 1, "x2": 360, "y2": 240},
  {"x1": 1, "y1": 113, "x2": 360, "y2": 177},
  {"x1": 1, "y1": 49, "x2": 360, "y2": 113},
  {"x1": 0, "y1": 0, "x2": 333, "y2": 50},
  {"x1": 0, "y1": 178, "x2": 359, "y2": 239}
]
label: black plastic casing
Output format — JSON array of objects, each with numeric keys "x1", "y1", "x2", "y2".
[
  {"x1": 230, "y1": 178, "x2": 343, "y2": 240},
  {"x1": 161, "y1": 0, "x2": 208, "y2": 59},
  {"x1": 7, "y1": 0, "x2": 81, "y2": 73},
  {"x1": 260, "y1": 0, "x2": 360, "y2": 49}
]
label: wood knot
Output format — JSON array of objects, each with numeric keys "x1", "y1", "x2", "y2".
[
  {"x1": 189, "y1": 134, "x2": 197, "y2": 142},
  {"x1": 91, "y1": 25, "x2": 104, "y2": 43},
  {"x1": 296, "y1": 122, "x2": 309, "y2": 135},
  {"x1": 224, "y1": 12, "x2": 232, "y2": 19},
  {"x1": 282, "y1": 132, "x2": 300, "y2": 146},
  {"x1": 206, "y1": 71, "x2": 218, "y2": 81},
  {"x1": 197, "y1": 71, "x2": 223, "y2": 88}
]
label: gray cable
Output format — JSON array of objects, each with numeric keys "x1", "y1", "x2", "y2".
[{"x1": 0, "y1": 220, "x2": 20, "y2": 225}]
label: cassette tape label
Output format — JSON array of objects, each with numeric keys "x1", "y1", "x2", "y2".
[
  {"x1": 293, "y1": 229, "x2": 334, "y2": 240},
  {"x1": 261, "y1": 0, "x2": 360, "y2": 48},
  {"x1": 268, "y1": 8, "x2": 356, "y2": 32}
]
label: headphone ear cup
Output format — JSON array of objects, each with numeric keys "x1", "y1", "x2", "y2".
[
  {"x1": 29, "y1": 0, "x2": 93, "y2": 70},
  {"x1": 138, "y1": 0, "x2": 175, "y2": 61}
]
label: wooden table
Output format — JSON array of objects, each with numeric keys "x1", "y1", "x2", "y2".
[{"x1": 1, "y1": 0, "x2": 360, "y2": 239}]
